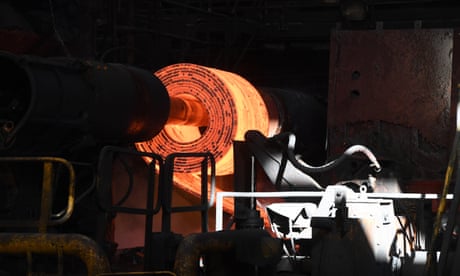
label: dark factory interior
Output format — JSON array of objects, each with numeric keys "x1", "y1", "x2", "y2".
[{"x1": 1, "y1": 0, "x2": 460, "y2": 275}]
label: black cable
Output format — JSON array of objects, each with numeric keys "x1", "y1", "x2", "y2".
[
  {"x1": 48, "y1": 0, "x2": 72, "y2": 57},
  {"x1": 274, "y1": 132, "x2": 381, "y2": 174}
]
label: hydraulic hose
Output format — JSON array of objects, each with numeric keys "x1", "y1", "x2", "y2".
[{"x1": 282, "y1": 132, "x2": 381, "y2": 174}]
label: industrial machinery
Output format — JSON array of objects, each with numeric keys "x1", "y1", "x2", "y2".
[
  {"x1": 0, "y1": 49, "x2": 325, "y2": 275},
  {"x1": 1, "y1": 25, "x2": 460, "y2": 276}
]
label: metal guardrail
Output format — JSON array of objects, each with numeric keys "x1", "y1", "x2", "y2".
[
  {"x1": 0, "y1": 157, "x2": 111, "y2": 275},
  {"x1": 97, "y1": 145, "x2": 164, "y2": 272},
  {"x1": 214, "y1": 191, "x2": 454, "y2": 231},
  {"x1": 162, "y1": 152, "x2": 216, "y2": 233},
  {"x1": 0, "y1": 156, "x2": 76, "y2": 232},
  {"x1": 0, "y1": 150, "x2": 216, "y2": 275}
]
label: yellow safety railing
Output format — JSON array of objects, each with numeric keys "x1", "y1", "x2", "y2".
[
  {"x1": 0, "y1": 156, "x2": 75, "y2": 232},
  {"x1": 0, "y1": 157, "x2": 111, "y2": 275}
]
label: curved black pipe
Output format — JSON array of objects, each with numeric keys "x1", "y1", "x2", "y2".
[
  {"x1": 245, "y1": 130, "x2": 381, "y2": 190},
  {"x1": 174, "y1": 229, "x2": 282, "y2": 276}
]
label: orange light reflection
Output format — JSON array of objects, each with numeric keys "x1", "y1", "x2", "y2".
[{"x1": 135, "y1": 63, "x2": 280, "y2": 215}]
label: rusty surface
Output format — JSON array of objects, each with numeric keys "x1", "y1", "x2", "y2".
[
  {"x1": 453, "y1": 29, "x2": 460, "y2": 133},
  {"x1": 327, "y1": 29, "x2": 454, "y2": 183},
  {"x1": 0, "y1": 233, "x2": 111, "y2": 275}
]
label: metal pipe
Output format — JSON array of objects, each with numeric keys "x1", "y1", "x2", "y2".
[
  {"x1": 427, "y1": 85, "x2": 460, "y2": 276},
  {"x1": 38, "y1": 161, "x2": 53, "y2": 233},
  {"x1": 0, "y1": 233, "x2": 111, "y2": 275},
  {"x1": 173, "y1": 229, "x2": 282, "y2": 276},
  {"x1": 0, "y1": 51, "x2": 170, "y2": 153},
  {"x1": 167, "y1": 97, "x2": 209, "y2": 127}
]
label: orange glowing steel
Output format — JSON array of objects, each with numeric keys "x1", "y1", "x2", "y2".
[
  {"x1": 168, "y1": 95, "x2": 209, "y2": 127},
  {"x1": 135, "y1": 63, "x2": 280, "y2": 215}
]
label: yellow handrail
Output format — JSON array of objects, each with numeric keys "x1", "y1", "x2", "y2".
[{"x1": 0, "y1": 156, "x2": 75, "y2": 231}]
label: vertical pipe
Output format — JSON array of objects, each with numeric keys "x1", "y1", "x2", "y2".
[
  {"x1": 249, "y1": 155, "x2": 256, "y2": 210},
  {"x1": 39, "y1": 161, "x2": 53, "y2": 233},
  {"x1": 233, "y1": 141, "x2": 252, "y2": 226},
  {"x1": 427, "y1": 85, "x2": 460, "y2": 276},
  {"x1": 95, "y1": 150, "x2": 113, "y2": 247},
  {"x1": 27, "y1": 251, "x2": 32, "y2": 276},
  {"x1": 143, "y1": 160, "x2": 156, "y2": 271},
  {"x1": 201, "y1": 157, "x2": 209, "y2": 232},
  {"x1": 439, "y1": 140, "x2": 460, "y2": 276},
  {"x1": 162, "y1": 156, "x2": 173, "y2": 233},
  {"x1": 233, "y1": 141, "x2": 263, "y2": 229}
]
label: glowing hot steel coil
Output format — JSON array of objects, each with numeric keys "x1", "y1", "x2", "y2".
[
  {"x1": 135, "y1": 63, "x2": 280, "y2": 211},
  {"x1": 136, "y1": 63, "x2": 279, "y2": 174}
]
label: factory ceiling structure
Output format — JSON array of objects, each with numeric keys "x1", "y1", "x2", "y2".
[
  {"x1": 2, "y1": 0, "x2": 460, "y2": 276},
  {"x1": 4, "y1": 0, "x2": 460, "y2": 94}
]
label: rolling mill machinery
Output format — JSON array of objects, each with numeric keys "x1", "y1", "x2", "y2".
[{"x1": 0, "y1": 28, "x2": 460, "y2": 276}]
